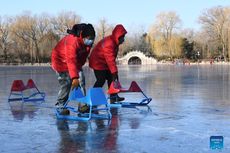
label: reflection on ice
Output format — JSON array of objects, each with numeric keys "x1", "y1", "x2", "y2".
[{"x1": 0, "y1": 65, "x2": 230, "y2": 153}]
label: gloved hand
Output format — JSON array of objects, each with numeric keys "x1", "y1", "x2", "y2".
[
  {"x1": 71, "y1": 78, "x2": 79, "y2": 90},
  {"x1": 112, "y1": 72, "x2": 119, "y2": 81}
]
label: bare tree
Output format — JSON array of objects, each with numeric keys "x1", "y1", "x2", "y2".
[
  {"x1": 0, "y1": 11, "x2": 84, "y2": 64},
  {"x1": 156, "y1": 11, "x2": 181, "y2": 41},
  {"x1": 51, "y1": 11, "x2": 81, "y2": 36},
  {"x1": 10, "y1": 12, "x2": 34, "y2": 63},
  {"x1": 95, "y1": 18, "x2": 113, "y2": 42},
  {"x1": 149, "y1": 11, "x2": 181, "y2": 58},
  {"x1": 10, "y1": 12, "x2": 55, "y2": 63},
  {"x1": 180, "y1": 28, "x2": 195, "y2": 43},
  {"x1": 199, "y1": 6, "x2": 230, "y2": 60},
  {"x1": 36, "y1": 13, "x2": 54, "y2": 62},
  {"x1": 0, "y1": 16, "x2": 10, "y2": 61},
  {"x1": 225, "y1": 8, "x2": 230, "y2": 61}
]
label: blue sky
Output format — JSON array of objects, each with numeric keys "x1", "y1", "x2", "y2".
[{"x1": 0, "y1": 0, "x2": 229, "y2": 32}]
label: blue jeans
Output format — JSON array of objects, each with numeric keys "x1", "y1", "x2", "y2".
[{"x1": 56, "y1": 70, "x2": 85, "y2": 106}]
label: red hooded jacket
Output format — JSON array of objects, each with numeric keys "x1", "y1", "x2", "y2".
[
  {"x1": 89, "y1": 24, "x2": 127, "y2": 74},
  {"x1": 51, "y1": 34, "x2": 90, "y2": 79}
]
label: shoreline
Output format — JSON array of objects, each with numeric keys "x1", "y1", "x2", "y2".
[
  {"x1": 0, "y1": 63, "x2": 51, "y2": 67},
  {"x1": 0, "y1": 61, "x2": 230, "y2": 67}
]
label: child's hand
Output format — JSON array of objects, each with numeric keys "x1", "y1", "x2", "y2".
[{"x1": 71, "y1": 78, "x2": 79, "y2": 90}]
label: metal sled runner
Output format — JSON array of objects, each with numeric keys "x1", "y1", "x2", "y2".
[
  {"x1": 8, "y1": 79, "x2": 45, "y2": 102},
  {"x1": 108, "y1": 81, "x2": 152, "y2": 107},
  {"x1": 56, "y1": 87, "x2": 112, "y2": 121}
]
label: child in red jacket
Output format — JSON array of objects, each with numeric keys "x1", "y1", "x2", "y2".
[
  {"x1": 89, "y1": 24, "x2": 127, "y2": 103},
  {"x1": 51, "y1": 23, "x2": 95, "y2": 115}
]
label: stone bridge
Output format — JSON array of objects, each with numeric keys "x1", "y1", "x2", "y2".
[{"x1": 117, "y1": 51, "x2": 157, "y2": 65}]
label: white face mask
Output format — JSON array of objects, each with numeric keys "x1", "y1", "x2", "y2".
[{"x1": 84, "y1": 38, "x2": 94, "y2": 46}]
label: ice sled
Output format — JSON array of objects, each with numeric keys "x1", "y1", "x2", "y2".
[
  {"x1": 8, "y1": 79, "x2": 45, "y2": 102},
  {"x1": 55, "y1": 87, "x2": 112, "y2": 121},
  {"x1": 107, "y1": 81, "x2": 152, "y2": 107}
]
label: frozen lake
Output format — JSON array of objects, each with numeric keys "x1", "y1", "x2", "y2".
[{"x1": 0, "y1": 64, "x2": 230, "y2": 153}]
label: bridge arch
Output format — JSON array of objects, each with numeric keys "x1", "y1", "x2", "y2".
[
  {"x1": 117, "y1": 51, "x2": 157, "y2": 65},
  {"x1": 128, "y1": 56, "x2": 142, "y2": 65}
]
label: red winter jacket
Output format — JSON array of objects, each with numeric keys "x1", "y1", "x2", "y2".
[
  {"x1": 89, "y1": 24, "x2": 127, "y2": 74},
  {"x1": 51, "y1": 34, "x2": 90, "y2": 79}
]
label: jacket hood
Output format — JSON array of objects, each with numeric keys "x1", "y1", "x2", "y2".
[{"x1": 112, "y1": 24, "x2": 127, "y2": 45}]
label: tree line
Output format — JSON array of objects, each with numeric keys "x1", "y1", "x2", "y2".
[{"x1": 0, "y1": 6, "x2": 230, "y2": 64}]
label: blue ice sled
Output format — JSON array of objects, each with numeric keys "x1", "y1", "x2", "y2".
[{"x1": 55, "y1": 87, "x2": 112, "y2": 121}]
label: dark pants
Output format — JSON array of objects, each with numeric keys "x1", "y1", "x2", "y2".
[
  {"x1": 93, "y1": 70, "x2": 120, "y2": 100},
  {"x1": 93, "y1": 70, "x2": 113, "y2": 88}
]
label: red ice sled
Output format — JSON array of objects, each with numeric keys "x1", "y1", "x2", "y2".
[
  {"x1": 108, "y1": 81, "x2": 152, "y2": 107},
  {"x1": 8, "y1": 79, "x2": 45, "y2": 102}
]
